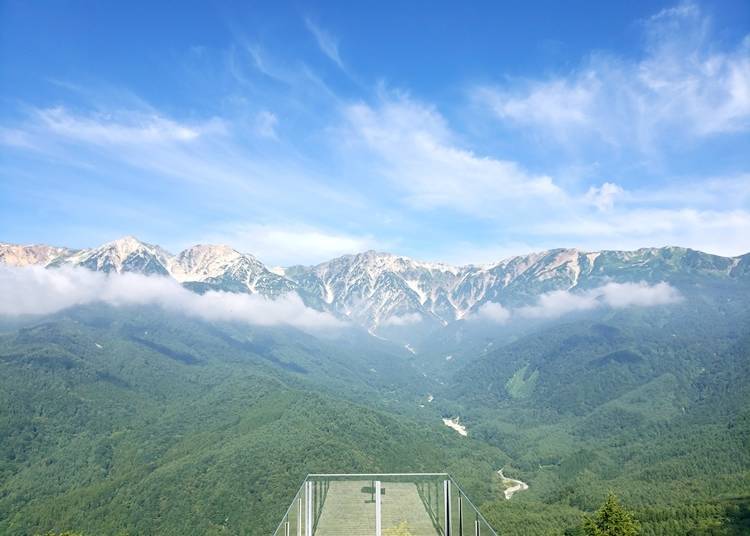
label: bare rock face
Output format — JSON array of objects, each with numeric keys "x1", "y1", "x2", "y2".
[{"x1": 0, "y1": 243, "x2": 71, "y2": 267}]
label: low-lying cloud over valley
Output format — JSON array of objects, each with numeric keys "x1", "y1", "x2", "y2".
[{"x1": 0, "y1": 265, "x2": 344, "y2": 331}]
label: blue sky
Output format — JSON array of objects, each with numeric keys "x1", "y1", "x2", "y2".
[{"x1": 1, "y1": 0, "x2": 749, "y2": 265}]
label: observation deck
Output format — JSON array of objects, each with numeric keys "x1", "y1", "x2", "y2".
[{"x1": 273, "y1": 473, "x2": 497, "y2": 536}]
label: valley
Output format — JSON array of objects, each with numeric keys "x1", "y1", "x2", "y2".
[
  {"x1": 4, "y1": 2, "x2": 750, "y2": 534},
  {"x1": 0, "y1": 240, "x2": 749, "y2": 534}
]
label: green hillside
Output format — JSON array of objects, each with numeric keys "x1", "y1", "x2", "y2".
[
  {"x1": 1, "y1": 269, "x2": 749, "y2": 534},
  {"x1": 441, "y1": 281, "x2": 750, "y2": 535},
  {"x1": 0, "y1": 306, "x2": 504, "y2": 535}
]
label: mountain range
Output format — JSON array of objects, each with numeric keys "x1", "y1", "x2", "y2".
[
  {"x1": 2, "y1": 236, "x2": 748, "y2": 332},
  {"x1": 1, "y1": 235, "x2": 749, "y2": 535}
]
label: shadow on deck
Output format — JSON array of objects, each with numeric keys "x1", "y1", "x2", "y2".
[{"x1": 274, "y1": 473, "x2": 497, "y2": 536}]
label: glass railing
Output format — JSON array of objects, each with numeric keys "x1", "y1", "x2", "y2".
[{"x1": 273, "y1": 473, "x2": 497, "y2": 536}]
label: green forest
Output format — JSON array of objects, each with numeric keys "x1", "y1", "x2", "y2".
[{"x1": 1, "y1": 275, "x2": 749, "y2": 535}]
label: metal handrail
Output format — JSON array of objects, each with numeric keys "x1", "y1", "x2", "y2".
[{"x1": 272, "y1": 472, "x2": 498, "y2": 536}]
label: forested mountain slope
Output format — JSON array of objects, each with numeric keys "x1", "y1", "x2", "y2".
[
  {"x1": 1, "y1": 243, "x2": 749, "y2": 535},
  {"x1": 0, "y1": 306, "x2": 505, "y2": 535},
  {"x1": 440, "y1": 279, "x2": 750, "y2": 535}
]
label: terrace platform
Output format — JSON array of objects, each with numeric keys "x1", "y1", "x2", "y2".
[{"x1": 273, "y1": 473, "x2": 497, "y2": 536}]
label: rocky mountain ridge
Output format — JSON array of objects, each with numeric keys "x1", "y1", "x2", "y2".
[{"x1": 2, "y1": 236, "x2": 748, "y2": 331}]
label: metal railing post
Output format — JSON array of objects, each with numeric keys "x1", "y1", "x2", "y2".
[
  {"x1": 297, "y1": 497, "x2": 302, "y2": 536},
  {"x1": 272, "y1": 473, "x2": 498, "y2": 536},
  {"x1": 458, "y1": 495, "x2": 463, "y2": 536},
  {"x1": 375, "y1": 480, "x2": 382, "y2": 536},
  {"x1": 444, "y1": 479, "x2": 451, "y2": 536},
  {"x1": 305, "y1": 481, "x2": 313, "y2": 536}
]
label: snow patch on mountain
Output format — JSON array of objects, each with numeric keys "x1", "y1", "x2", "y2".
[
  {"x1": 1, "y1": 238, "x2": 745, "y2": 333},
  {"x1": 169, "y1": 244, "x2": 245, "y2": 282}
]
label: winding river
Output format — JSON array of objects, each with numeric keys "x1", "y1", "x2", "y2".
[{"x1": 497, "y1": 469, "x2": 529, "y2": 499}]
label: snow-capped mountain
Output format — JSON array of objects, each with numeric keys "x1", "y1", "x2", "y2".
[
  {"x1": 285, "y1": 250, "x2": 462, "y2": 329},
  {"x1": 1, "y1": 237, "x2": 747, "y2": 332},
  {"x1": 170, "y1": 244, "x2": 295, "y2": 297},
  {"x1": 1, "y1": 237, "x2": 296, "y2": 299},
  {"x1": 0, "y1": 243, "x2": 72, "y2": 267},
  {"x1": 283, "y1": 246, "x2": 748, "y2": 328},
  {"x1": 53, "y1": 236, "x2": 172, "y2": 275}
]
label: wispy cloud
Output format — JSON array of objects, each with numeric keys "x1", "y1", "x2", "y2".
[
  {"x1": 255, "y1": 110, "x2": 279, "y2": 139},
  {"x1": 3, "y1": 102, "x2": 360, "y2": 208},
  {"x1": 34, "y1": 107, "x2": 222, "y2": 144},
  {"x1": 1, "y1": 2, "x2": 748, "y2": 263},
  {"x1": 475, "y1": 2, "x2": 750, "y2": 150},
  {"x1": 204, "y1": 223, "x2": 378, "y2": 266},
  {"x1": 0, "y1": 100, "x2": 378, "y2": 261},
  {"x1": 340, "y1": 93, "x2": 564, "y2": 215},
  {"x1": 0, "y1": 265, "x2": 343, "y2": 331},
  {"x1": 305, "y1": 18, "x2": 345, "y2": 70}
]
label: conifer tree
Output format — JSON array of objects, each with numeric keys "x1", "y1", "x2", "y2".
[{"x1": 581, "y1": 492, "x2": 640, "y2": 536}]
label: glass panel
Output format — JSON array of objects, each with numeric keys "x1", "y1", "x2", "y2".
[
  {"x1": 474, "y1": 515, "x2": 494, "y2": 536},
  {"x1": 273, "y1": 474, "x2": 497, "y2": 536},
  {"x1": 288, "y1": 494, "x2": 300, "y2": 536},
  {"x1": 381, "y1": 475, "x2": 443, "y2": 535}
]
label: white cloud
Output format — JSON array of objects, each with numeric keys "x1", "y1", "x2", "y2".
[
  {"x1": 518, "y1": 281, "x2": 682, "y2": 319},
  {"x1": 472, "y1": 301, "x2": 511, "y2": 324},
  {"x1": 2, "y1": 10, "x2": 747, "y2": 265},
  {"x1": 205, "y1": 224, "x2": 378, "y2": 266},
  {"x1": 14, "y1": 106, "x2": 264, "y2": 193},
  {"x1": 585, "y1": 182, "x2": 625, "y2": 211},
  {"x1": 476, "y1": 74, "x2": 598, "y2": 130},
  {"x1": 5, "y1": 103, "x2": 365, "y2": 223},
  {"x1": 342, "y1": 95, "x2": 564, "y2": 214},
  {"x1": 35, "y1": 107, "x2": 223, "y2": 145},
  {"x1": 597, "y1": 281, "x2": 682, "y2": 308},
  {"x1": 531, "y1": 208, "x2": 750, "y2": 257},
  {"x1": 517, "y1": 289, "x2": 599, "y2": 319},
  {"x1": 0, "y1": 265, "x2": 343, "y2": 331},
  {"x1": 305, "y1": 18, "x2": 344, "y2": 69},
  {"x1": 382, "y1": 312, "x2": 423, "y2": 326},
  {"x1": 475, "y1": 2, "x2": 750, "y2": 147}
]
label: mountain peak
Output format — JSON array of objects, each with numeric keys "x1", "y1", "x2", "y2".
[
  {"x1": 104, "y1": 235, "x2": 152, "y2": 254},
  {"x1": 171, "y1": 243, "x2": 247, "y2": 282},
  {"x1": 179, "y1": 243, "x2": 241, "y2": 257},
  {"x1": 1, "y1": 238, "x2": 747, "y2": 332},
  {"x1": 61, "y1": 235, "x2": 171, "y2": 275}
]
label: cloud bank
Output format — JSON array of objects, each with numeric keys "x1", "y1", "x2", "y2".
[
  {"x1": 518, "y1": 281, "x2": 682, "y2": 319},
  {"x1": 474, "y1": 281, "x2": 681, "y2": 323},
  {"x1": 382, "y1": 312, "x2": 423, "y2": 327},
  {"x1": 0, "y1": 265, "x2": 343, "y2": 331},
  {"x1": 474, "y1": 302, "x2": 512, "y2": 324}
]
